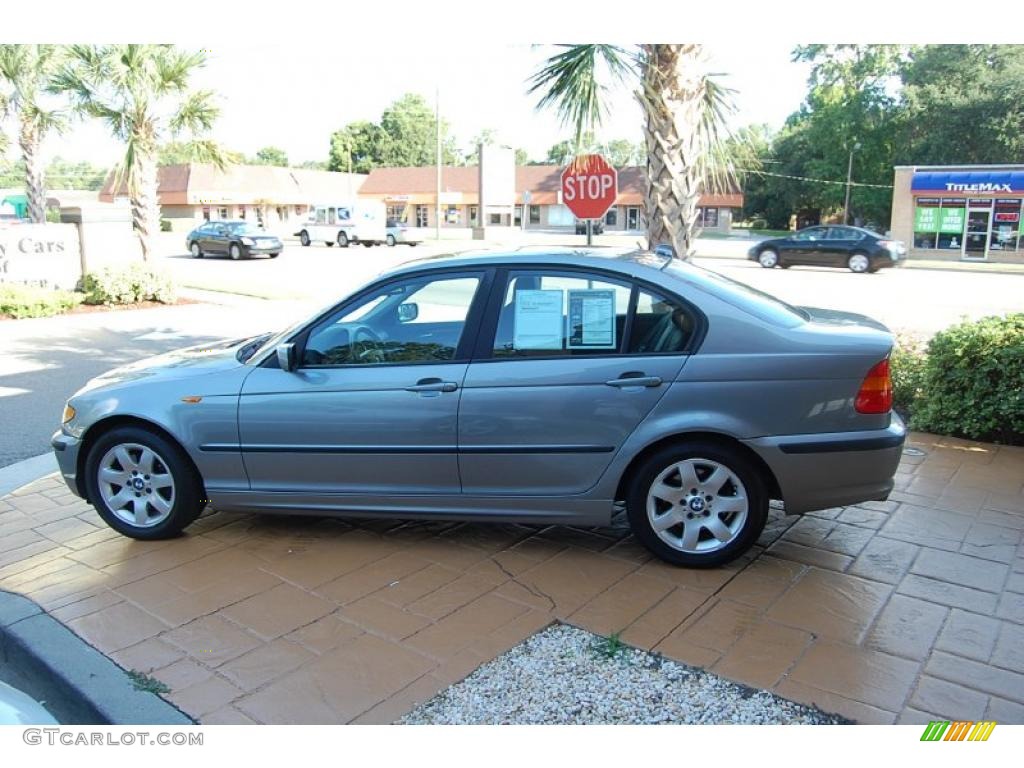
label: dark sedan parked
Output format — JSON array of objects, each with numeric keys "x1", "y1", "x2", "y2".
[
  {"x1": 747, "y1": 225, "x2": 906, "y2": 273},
  {"x1": 187, "y1": 220, "x2": 282, "y2": 260}
]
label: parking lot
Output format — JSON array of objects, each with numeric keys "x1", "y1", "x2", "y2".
[{"x1": 158, "y1": 234, "x2": 1024, "y2": 338}]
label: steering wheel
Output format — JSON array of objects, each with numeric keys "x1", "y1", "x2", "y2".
[{"x1": 351, "y1": 325, "x2": 385, "y2": 362}]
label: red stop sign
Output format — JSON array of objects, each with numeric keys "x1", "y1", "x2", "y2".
[{"x1": 561, "y1": 154, "x2": 618, "y2": 220}]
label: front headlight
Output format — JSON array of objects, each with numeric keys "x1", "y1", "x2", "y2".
[
  {"x1": 240, "y1": 237, "x2": 255, "y2": 246},
  {"x1": 62, "y1": 402, "x2": 76, "y2": 424}
]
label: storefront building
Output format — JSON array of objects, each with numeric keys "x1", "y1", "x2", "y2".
[
  {"x1": 99, "y1": 163, "x2": 368, "y2": 233},
  {"x1": 359, "y1": 165, "x2": 741, "y2": 234},
  {"x1": 891, "y1": 165, "x2": 1024, "y2": 263}
]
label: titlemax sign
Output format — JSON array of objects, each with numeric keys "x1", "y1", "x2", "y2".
[{"x1": 945, "y1": 182, "x2": 1013, "y2": 193}]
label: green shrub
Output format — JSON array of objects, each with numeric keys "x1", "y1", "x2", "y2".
[
  {"x1": 160, "y1": 218, "x2": 172, "y2": 232},
  {"x1": 0, "y1": 282, "x2": 83, "y2": 318},
  {"x1": 889, "y1": 332, "x2": 928, "y2": 421},
  {"x1": 910, "y1": 314, "x2": 1024, "y2": 444},
  {"x1": 80, "y1": 263, "x2": 177, "y2": 305}
]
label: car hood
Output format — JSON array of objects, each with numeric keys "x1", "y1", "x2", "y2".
[
  {"x1": 798, "y1": 305, "x2": 891, "y2": 333},
  {"x1": 75, "y1": 335, "x2": 262, "y2": 394}
]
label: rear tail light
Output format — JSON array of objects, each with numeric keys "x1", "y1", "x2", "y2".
[{"x1": 855, "y1": 358, "x2": 893, "y2": 414}]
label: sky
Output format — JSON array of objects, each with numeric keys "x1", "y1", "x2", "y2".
[{"x1": 27, "y1": 43, "x2": 813, "y2": 168}]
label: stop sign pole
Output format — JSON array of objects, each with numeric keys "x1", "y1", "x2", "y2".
[{"x1": 561, "y1": 154, "x2": 618, "y2": 246}]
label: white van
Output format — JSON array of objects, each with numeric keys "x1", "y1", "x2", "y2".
[{"x1": 295, "y1": 201, "x2": 386, "y2": 248}]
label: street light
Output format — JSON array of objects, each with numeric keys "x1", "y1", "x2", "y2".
[{"x1": 843, "y1": 141, "x2": 861, "y2": 225}]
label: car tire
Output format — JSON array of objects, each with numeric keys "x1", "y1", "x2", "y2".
[
  {"x1": 325, "y1": 241, "x2": 334, "y2": 247},
  {"x1": 337, "y1": 232, "x2": 349, "y2": 248},
  {"x1": 269, "y1": 252, "x2": 280, "y2": 259},
  {"x1": 189, "y1": 242, "x2": 203, "y2": 258},
  {"x1": 83, "y1": 426, "x2": 205, "y2": 540},
  {"x1": 848, "y1": 253, "x2": 870, "y2": 273},
  {"x1": 408, "y1": 242, "x2": 419, "y2": 247},
  {"x1": 230, "y1": 243, "x2": 243, "y2": 260},
  {"x1": 758, "y1": 249, "x2": 779, "y2": 268},
  {"x1": 386, "y1": 234, "x2": 396, "y2": 247},
  {"x1": 625, "y1": 440, "x2": 768, "y2": 568},
  {"x1": 299, "y1": 230, "x2": 311, "y2": 247},
  {"x1": 362, "y1": 241, "x2": 373, "y2": 248}
]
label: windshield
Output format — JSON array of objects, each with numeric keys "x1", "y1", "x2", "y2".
[
  {"x1": 227, "y1": 222, "x2": 263, "y2": 235},
  {"x1": 663, "y1": 261, "x2": 809, "y2": 326}
]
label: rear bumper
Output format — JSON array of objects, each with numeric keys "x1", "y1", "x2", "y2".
[
  {"x1": 742, "y1": 415, "x2": 906, "y2": 514},
  {"x1": 51, "y1": 430, "x2": 84, "y2": 498}
]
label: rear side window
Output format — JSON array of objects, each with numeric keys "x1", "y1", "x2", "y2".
[{"x1": 490, "y1": 270, "x2": 695, "y2": 358}]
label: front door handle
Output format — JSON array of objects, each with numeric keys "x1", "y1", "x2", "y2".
[
  {"x1": 605, "y1": 372, "x2": 662, "y2": 388},
  {"x1": 405, "y1": 377, "x2": 458, "y2": 394}
]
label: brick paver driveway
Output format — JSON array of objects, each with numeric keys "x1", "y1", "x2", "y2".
[{"x1": 1, "y1": 432, "x2": 1022, "y2": 724}]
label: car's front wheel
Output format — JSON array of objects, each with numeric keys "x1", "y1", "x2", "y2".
[
  {"x1": 299, "y1": 230, "x2": 311, "y2": 247},
  {"x1": 626, "y1": 441, "x2": 768, "y2": 568},
  {"x1": 229, "y1": 243, "x2": 243, "y2": 260},
  {"x1": 758, "y1": 249, "x2": 779, "y2": 268},
  {"x1": 189, "y1": 242, "x2": 203, "y2": 259},
  {"x1": 386, "y1": 234, "x2": 397, "y2": 247},
  {"x1": 337, "y1": 232, "x2": 349, "y2": 247},
  {"x1": 84, "y1": 426, "x2": 205, "y2": 540}
]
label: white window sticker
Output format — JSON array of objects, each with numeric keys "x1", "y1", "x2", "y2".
[
  {"x1": 513, "y1": 289, "x2": 564, "y2": 350},
  {"x1": 567, "y1": 289, "x2": 616, "y2": 349}
]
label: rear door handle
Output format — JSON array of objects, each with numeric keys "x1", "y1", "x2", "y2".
[
  {"x1": 605, "y1": 372, "x2": 662, "y2": 388},
  {"x1": 405, "y1": 378, "x2": 458, "y2": 394}
]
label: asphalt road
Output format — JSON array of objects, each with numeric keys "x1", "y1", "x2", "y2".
[{"x1": 2, "y1": 237, "x2": 1022, "y2": 469}]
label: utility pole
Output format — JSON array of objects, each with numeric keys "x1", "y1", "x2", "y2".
[
  {"x1": 435, "y1": 86, "x2": 441, "y2": 242},
  {"x1": 844, "y1": 141, "x2": 860, "y2": 225}
]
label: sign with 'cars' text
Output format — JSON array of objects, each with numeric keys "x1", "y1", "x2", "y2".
[
  {"x1": 561, "y1": 154, "x2": 618, "y2": 221},
  {"x1": 0, "y1": 224, "x2": 81, "y2": 290}
]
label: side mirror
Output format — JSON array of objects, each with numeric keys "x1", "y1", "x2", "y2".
[
  {"x1": 276, "y1": 342, "x2": 297, "y2": 372},
  {"x1": 398, "y1": 302, "x2": 419, "y2": 323}
]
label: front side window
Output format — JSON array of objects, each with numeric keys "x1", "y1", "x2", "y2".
[
  {"x1": 302, "y1": 274, "x2": 482, "y2": 367},
  {"x1": 793, "y1": 227, "x2": 825, "y2": 242}
]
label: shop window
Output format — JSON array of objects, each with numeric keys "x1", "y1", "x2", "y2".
[
  {"x1": 238, "y1": 206, "x2": 246, "y2": 219},
  {"x1": 202, "y1": 206, "x2": 210, "y2": 221},
  {"x1": 529, "y1": 205, "x2": 541, "y2": 224},
  {"x1": 446, "y1": 206, "x2": 460, "y2": 225},
  {"x1": 913, "y1": 197, "x2": 941, "y2": 248},
  {"x1": 387, "y1": 205, "x2": 408, "y2": 223},
  {"x1": 991, "y1": 199, "x2": 1022, "y2": 252},
  {"x1": 937, "y1": 199, "x2": 965, "y2": 250},
  {"x1": 218, "y1": 207, "x2": 228, "y2": 220},
  {"x1": 698, "y1": 207, "x2": 719, "y2": 228},
  {"x1": 604, "y1": 207, "x2": 617, "y2": 226},
  {"x1": 489, "y1": 212, "x2": 502, "y2": 225},
  {"x1": 469, "y1": 206, "x2": 478, "y2": 226},
  {"x1": 416, "y1": 205, "x2": 429, "y2": 227}
]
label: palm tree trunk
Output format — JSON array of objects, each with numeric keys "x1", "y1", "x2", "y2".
[
  {"x1": 19, "y1": 119, "x2": 46, "y2": 224},
  {"x1": 130, "y1": 150, "x2": 160, "y2": 261},
  {"x1": 637, "y1": 44, "x2": 705, "y2": 260}
]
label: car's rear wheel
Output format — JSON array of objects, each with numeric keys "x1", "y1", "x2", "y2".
[
  {"x1": 758, "y1": 249, "x2": 779, "y2": 268},
  {"x1": 848, "y1": 253, "x2": 870, "y2": 273},
  {"x1": 189, "y1": 242, "x2": 203, "y2": 259},
  {"x1": 362, "y1": 241, "x2": 373, "y2": 248},
  {"x1": 337, "y1": 232, "x2": 349, "y2": 248},
  {"x1": 229, "y1": 243, "x2": 243, "y2": 260},
  {"x1": 626, "y1": 441, "x2": 768, "y2": 568},
  {"x1": 299, "y1": 230, "x2": 311, "y2": 247},
  {"x1": 386, "y1": 234, "x2": 397, "y2": 247},
  {"x1": 84, "y1": 426, "x2": 205, "y2": 540},
  {"x1": 325, "y1": 241, "x2": 334, "y2": 247},
  {"x1": 269, "y1": 252, "x2": 280, "y2": 259}
]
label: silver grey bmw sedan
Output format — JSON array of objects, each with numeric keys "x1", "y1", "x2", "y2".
[{"x1": 51, "y1": 249, "x2": 905, "y2": 567}]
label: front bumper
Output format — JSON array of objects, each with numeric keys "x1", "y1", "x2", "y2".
[
  {"x1": 742, "y1": 415, "x2": 906, "y2": 514},
  {"x1": 51, "y1": 430, "x2": 84, "y2": 498},
  {"x1": 243, "y1": 242, "x2": 282, "y2": 255}
]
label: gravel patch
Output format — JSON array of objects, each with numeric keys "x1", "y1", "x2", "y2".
[{"x1": 400, "y1": 624, "x2": 850, "y2": 725}]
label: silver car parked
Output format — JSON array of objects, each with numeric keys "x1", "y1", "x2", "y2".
[{"x1": 52, "y1": 249, "x2": 905, "y2": 567}]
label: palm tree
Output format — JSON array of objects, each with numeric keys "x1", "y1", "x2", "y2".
[
  {"x1": 52, "y1": 45, "x2": 228, "y2": 260},
  {"x1": 529, "y1": 44, "x2": 746, "y2": 259},
  {"x1": 0, "y1": 45, "x2": 66, "y2": 224}
]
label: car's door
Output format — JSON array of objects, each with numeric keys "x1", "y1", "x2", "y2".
[
  {"x1": 238, "y1": 269, "x2": 490, "y2": 495},
  {"x1": 788, "y1": 226, "x2": 828, "y2": 264},
  {"x1": 458, "y1": 268, "x2": 697, "y2": 496},
  {"x1": 823, "y1": 226, "x2": 860, "y2": 266},
  {"x1": 209, "y1": 223, "x2": 231, "y2": 255}
]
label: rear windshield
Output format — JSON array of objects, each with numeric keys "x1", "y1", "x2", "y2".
[{"x1": 663, "y1": 261, "x2": 809, "y2": 327}]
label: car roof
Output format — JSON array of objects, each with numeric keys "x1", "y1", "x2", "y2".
[
  {"x1": 383, "y1": 247, "x2": 672, "y2": 280},
  {"x1": 802, "y1": 224, "x2": 879, "y2": 237}
]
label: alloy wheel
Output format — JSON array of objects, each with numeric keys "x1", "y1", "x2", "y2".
[
  {"x1": 849, "y1": 254, "x2": 870, "y2": 273},
  {"x1": 759, "y1": 250, "x2": 778, "y2": 268},
  {"x1": 645, "y1": 458, "x2": 749, "y2": 554},
  {"x1": 97, "y1": 443, "x2": 176, "y2": 528}
]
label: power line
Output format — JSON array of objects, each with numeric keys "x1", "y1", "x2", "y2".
[{"x1": 741, "y1": 168, "x2": 893, "y2": 189}]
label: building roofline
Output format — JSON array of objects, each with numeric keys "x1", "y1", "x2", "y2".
[{"x1": 895, "y1": 164, "x2": 1024, "y2": 171}]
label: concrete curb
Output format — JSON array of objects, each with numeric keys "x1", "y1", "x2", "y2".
[
  {"x1": 0, "y1": 590, "x2": 193, "y2": 725},
  {"x1": 0, "y1": 453, "x2": 58, "y2": 497}
]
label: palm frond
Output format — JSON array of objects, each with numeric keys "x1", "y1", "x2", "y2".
[
  {"x1": 528, "y1": 44, "x2": 633, "y2": 146},
  {"x1": 695, "y1": 73, "x2": 752, "y2": 194},
  {"x1": 169, "y1": 89, "x2": 219, "y2": 134}
]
